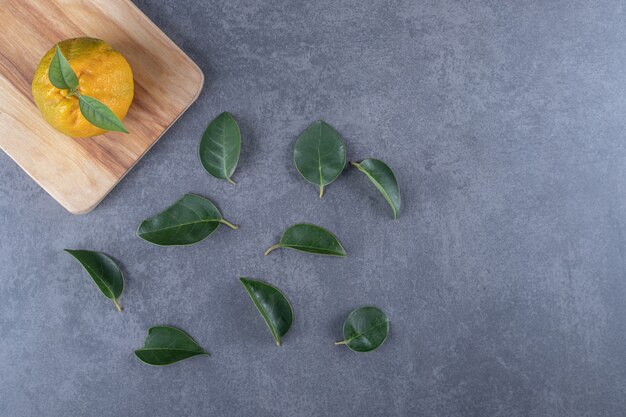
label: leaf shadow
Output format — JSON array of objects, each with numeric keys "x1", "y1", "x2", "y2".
[
  {"x1": 342, "y1": 163, "x2": 393, "y2": 219},
  {"x1": 227, "y1": 279, "x2": 270, "y2": 345},
  {"x1": 330, "y1": 305, "x2": 361, "y2": 353},
  {"x1": 282, "y1": 126, "x2": 302, "y2": 184},
  {"x1": 330, "y1": 309, "x2": 351, "y2": 338}
]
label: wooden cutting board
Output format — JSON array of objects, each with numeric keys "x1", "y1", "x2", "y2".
[{"x1": 0, "y1": 0, "x2": 204, "y2": 214}]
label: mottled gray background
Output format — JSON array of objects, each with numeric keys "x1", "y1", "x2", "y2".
[{"x1": 2, "y1": 0, "x2": 626, "y2": 416}]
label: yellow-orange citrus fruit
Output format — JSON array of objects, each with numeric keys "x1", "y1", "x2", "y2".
[{"x1": 31, "y1": 37, "x2": 134, "y2": 138}]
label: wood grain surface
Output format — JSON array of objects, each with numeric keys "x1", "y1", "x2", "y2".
[{"x1": 0, "y1": 0, "x2": 204, "y2": 214}]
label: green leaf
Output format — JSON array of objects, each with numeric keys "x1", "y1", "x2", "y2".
[
  {"x1": 293, "y1": 120, "x2": 346, "y2": 198},
  {"x1": 77, "y1": 93, "x2": 128, "y2": 133},
  {"x1": 134, "y1": 326, "x2": 208, "y2": 366},
  {"x1": 350, "y1": 159, "x2": 401, "y2": 219},
  {"x1": 335, "y1": 306, "x2": 390, "y2": 352},
  {"x1": 48, "y1": 45, "x2": 78, "y2": 90},
  {"x1": 136, "y1": 193, "x2": 237, "y2": 246},
  {"x1": 64, "y1": 249, "x2": 124, "y2": 312},
  {"x1": 240, "y1": 278, "x2": 293, "y2": 346},
  {"x1": 199, "y1": 112, "x2": 241, "y2": 185},
  {"x1": 264, "y1": 223, "x2": 346, "y2": 257}
]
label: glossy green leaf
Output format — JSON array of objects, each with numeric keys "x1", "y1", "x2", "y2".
[
  {"x1": 335, "y1": 306, "x2": 390, "y2": 352},
  {"x1": 240, "y1": 278, "x2": 293, "y2": 346},
  {"x1": 199, "y1": 112, "x2": 241, "y2": 185},
  {"x1": 264, "y1": 223, "x2": 346, "y2": 257},
  {"x1": 293, "y1": 120, "x2": 346, "y2": 198},
  {"x1": 77, "y1": 93, "x2": 128, "y2": 133},
  {"x1": 134, "y1": 326, "x2": 208, "y2": 366},
  {"x1": 350, "y1": 159, "x2": 401, "y2": 219},
  {"x1": 136, "y1": 193, "x2": 237, "y2": 246},
  {"x1": 64, "y1": 249, "x2": 124, "y2": 312},
  {"x1": 49, "y1": 45, "x2": 78, "y2": 90}
]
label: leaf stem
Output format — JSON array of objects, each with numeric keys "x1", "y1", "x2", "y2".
[
  {"x1": 226, "y1": 177, "x2": 237, "y2": 186},
  {"x1": 264, "y1": 244, "x2": 281, "y2": 256},
  {"x1": 276, "y1": 339, "x2": 281, "y2": 347},
  {"x1": 220, "y1": 219, "x2": 238, "y2": 230},
  {"x1": 113, "y1": 298, "x2": 122, "y2": 313},
  {"x1": 334, "y1": 340, "x2": 348, "y2": 345},
  {"x1": 319, "y1": 185, "x2": 325, "y2": 198}
]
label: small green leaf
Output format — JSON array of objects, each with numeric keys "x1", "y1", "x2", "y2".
[
  {"x1": 134, "y1": 326, "x2": 208, "y2": 366},
  {"x1": 240, "y1": 278, "x2": 293, "y2": 346},
  {"x1": 64, "y1": 249, "x2": 124, "y2": 312},
  {"x1": 351, "y1": 159, "x2": 401, "y2": 219},
  {"x1": 77, "y1": 93, "x2": 128, "y2": 133},
  {"x1": 49, "y1": 45, "x2": 78, "y2": 90},
  {"x1": 335, "y1": 306, "x2": 390, "y2": 352},
  {"x1": 199, "y1": 112, "x2": 241, "y2": 185},
  {"x1": 293, "y1": 120, "x2": 346, "y2": 198},
  {"x1": 137, "y1": 193, "x2": 237, "y2": 246},
  {"x1": 264, "y1": 223, "x2": 346, "y2": 257}
]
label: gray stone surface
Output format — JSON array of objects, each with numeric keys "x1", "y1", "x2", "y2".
[{"x1": 2, "y1": 0, "x2": 626, "y2": 415}]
